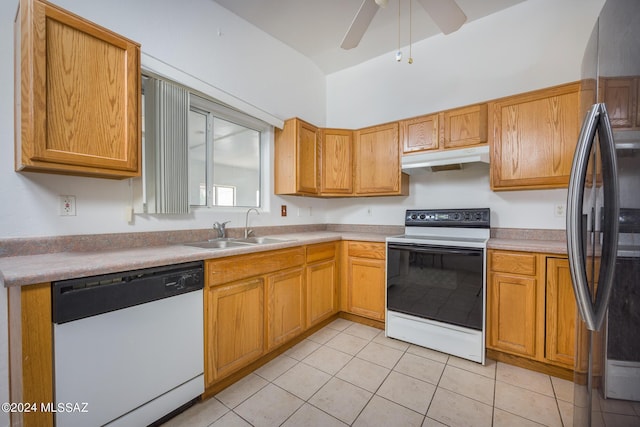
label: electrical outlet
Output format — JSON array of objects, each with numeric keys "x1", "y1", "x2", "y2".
[
  {"x1": 308, "y1": 206, "x2": 312, "y2": 216},
  {"x1": 367, "y1": 207, "x2": 372, "y2": 216},
  {"x1": 554, "y1": 203, "x2": 565, "y2": 217},
  {"x1": 60, "y1": 195, "x2": 76, "y2": 216}
]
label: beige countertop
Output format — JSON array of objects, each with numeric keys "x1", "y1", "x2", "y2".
[
  {"x1": 0, "y1": 231, "x2": 391, "y2": 287},
  {"x1": 0, "y1": 228, "x2": 569, "y2": 288},
  {"x1": 488, "y1": 238, "x2": 568, "y2": 255}
]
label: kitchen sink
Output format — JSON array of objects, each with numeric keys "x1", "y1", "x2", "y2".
[
  {"x1": 233, "y1": 237, "x2": 291, "y2": 244},
  {"x1": 184, "y1": 237, "x2": 292, "y2": 249},
  {"x1": 184, "y1": 240, "x2": 253, "y2": 249}
]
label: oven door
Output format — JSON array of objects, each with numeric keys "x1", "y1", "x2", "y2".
[{"x1": 386, "y1": 242, "x2": 485, "y2": 331}]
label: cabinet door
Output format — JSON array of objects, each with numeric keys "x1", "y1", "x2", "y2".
[
  {"x1": 16, "y1": 0, "x2": 140, "y2": 178},
  {"x1": 297, "y1": 120, "x2": 320, "y2": 194},
  {"x1": 443, "y1": 104, "x2": 488, "y2": 149},
  {"x1": 490, "y1": 83, "x2": 580, "y2": 190},
  {"x1": 307, "y1": 259, "x2": 337, "y2": 327},
  {"x1": 545, "y1": 257, "x2": 577, "y2": 367},
  {"x1": 487, "y1": 272, "x2": 538, "y2": 358},
  {"x1": 355, "y1": 123, "x2": 404, "y2": 195},
  {"x1": 274, "y1": 118, "x2": 318, "y2": 195},
  {"x1": 267, "y1": 268, "x2": 305, "y2": 350},
  {"x1": 346, "y1": 242, "x2": 386, "y2": 320},
  {"x1": 400, "y1": 113, "x2": 440, "y2": 154},
  {"x1": 601, "y1": 77, "x2": 636, "y2": 129},
  {"x1": 206, "y1": 278, "x2": 264, "y2": 385},
  {"x1": 320, "y1": 129, "x2": 353, "y2": 195}
]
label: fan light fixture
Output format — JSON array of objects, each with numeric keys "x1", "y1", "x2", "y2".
[{"x1": 340, "y1": 0, "x2": 467, "y2": 51}]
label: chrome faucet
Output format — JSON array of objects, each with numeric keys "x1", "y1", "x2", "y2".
[
  {"x1": 213, "y1": 221, "x2": 230, "y2": 238},
  {"x1": 244, "y1": 208, "x2": 259, "y2": 239}
]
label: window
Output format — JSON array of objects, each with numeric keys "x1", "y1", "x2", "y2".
[
  {"x1": 189, "y1": 95, "x2": 264, "y2": 208},
  {"x1": 139, "y1": 75, "x2": 268, "y2": 213}
]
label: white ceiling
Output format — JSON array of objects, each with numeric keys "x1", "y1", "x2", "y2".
[{"x1": 213, "y1": 0, "x2": 526, "y2": 74}]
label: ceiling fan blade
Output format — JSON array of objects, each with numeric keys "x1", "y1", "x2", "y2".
[
  {"x1": 417, "y1": 0, "x2": 467, "y2": 35},
  {"x1": 340, "y1": 0, "x2": 380, "y2": 50}
]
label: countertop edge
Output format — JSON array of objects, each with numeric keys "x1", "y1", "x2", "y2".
[
  {"x1": 0, "y1": 232, "x2": 390, "y2": 287},
  {"x1": 1, "y1": 231, "x2": 571, "y2": 287},
  {"x1": 487, "y1": 238, "x2": 568, "y2": 255}
]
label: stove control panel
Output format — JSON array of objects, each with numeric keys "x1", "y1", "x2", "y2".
[{"x1": 405, "y1": 208, "x2": 490, "y2": 228}]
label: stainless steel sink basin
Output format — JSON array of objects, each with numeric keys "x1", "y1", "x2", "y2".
[
  {"x1": 233, "y1": 237, "x2": 291, "y2": 244},
  {"x1": 184, "y1": 236, "x2": 292, "y2": 249},
  {"x1": 184, "y1": 240, "x2": 253, "y2": 249}
]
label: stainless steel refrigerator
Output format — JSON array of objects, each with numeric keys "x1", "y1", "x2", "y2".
[{"x1": 567, "y1": 1, "x2": 640, "y2": 425}]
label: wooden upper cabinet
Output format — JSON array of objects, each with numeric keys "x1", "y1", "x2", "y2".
[
  {"x1": 443, "y1": 104, "x2": 488, "y2": 149},
  {"x1": 400, "y1": 113, "x2": 440, "y2": 154},
  {"x1": 400, "y1": 104, "x2": 487, "y2": 155},
  {"x1": 637, "y1": 79, "x2": 640, "y2": 128},
  {"x1": 274, "y1": 118, "x2": 319, "y2": 195},
  {"x1": 15, "y1": 0, "x2": 141, "y2": 179},
  {"x1": 320, "y1": 128, "x2": 353, "y2": 195},
  {"x1": 489, "y1": 82, "x2": 580, "y2": 191},
  {"x1": 355, "y1": 122, "x2": 409, "y2": 196},
  {"x1": 600, "y1": 77, "x2": 638, "y2": 129}
]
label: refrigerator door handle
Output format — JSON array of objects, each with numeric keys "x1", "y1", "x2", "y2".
[{"x1": 567, "y1": 103, "x2": 619, "y2": 332}]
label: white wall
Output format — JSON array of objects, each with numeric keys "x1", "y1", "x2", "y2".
[
  {"x1": 0, "y1": 2, "x2": 327, "y2": 424},
  {"x1": 0, "y1": 0, "x2": 608, "y2": 425},
  {"x1": 0, "y1": 0, "x2": 328, "y2": 240},
  {"x1": 324, "y1": 0, "x2": 606, "y2": 229}
]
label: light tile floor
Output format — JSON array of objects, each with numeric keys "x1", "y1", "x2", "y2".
[{"x1": 160, "y1": 318, "x2": 631, "y2": 427}]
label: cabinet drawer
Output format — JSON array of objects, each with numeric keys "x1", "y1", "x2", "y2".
[
  {"x1": 490, "y1": 251, "x2": 537, "y2": 276},
  {"x1": 207, "y1": 248, "x2": 304, "y2": 286},
  {"x1": 347, "y1": 241, "x2": 385, "y2": 260},
  {"x1": 306, "y1": 242, "x2": 336, "y2": 263}
]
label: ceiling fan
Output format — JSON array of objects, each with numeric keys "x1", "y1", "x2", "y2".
[{"x1": 341, "y1": 0, "x2": 467, "y2": 50}]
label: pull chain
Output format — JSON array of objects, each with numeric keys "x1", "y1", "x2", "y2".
[{"x1": 408, "y1": 0, "x2": 413, "y2": 64}]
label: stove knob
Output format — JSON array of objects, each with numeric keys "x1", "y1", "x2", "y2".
[
  {"x1": 410, "y1": 214, "x2": 417, "y2": 220},
  {"x1": 419, "y1": 214, "x2": 426, "y2": 220},
  {"x1": 453, "y1": 213, "x2": 461, "y2": 220},
  {"x1": 474, "y1": 212, "x2": 482, "y2": 220}
]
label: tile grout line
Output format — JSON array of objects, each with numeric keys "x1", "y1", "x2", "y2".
[{"x1": 201, "y1": 320, "x2": 577, "y2": 427}]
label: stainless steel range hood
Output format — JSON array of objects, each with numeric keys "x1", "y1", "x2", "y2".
[{"x1": 401, "y1": 145, "x2": 490, "y2": 173}]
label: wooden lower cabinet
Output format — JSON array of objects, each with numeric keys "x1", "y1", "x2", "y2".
[
  {"x1": 343, "y1": 241, "x2": 386, "y2": 321},
  {"x1": 487, "y1": 250, "x2": 579, "y2": 371},
  {"x1": 545, "y1": 257, "x2": 578, "y2": 367},
  {"x1": 8, "y1": 283, "x2": 54, "y2": 427},
  {"x1": 306, "y1": 243, "x2": 338, "y2": 327},
  {"x1": 267, "y1": 267, "x2": 305, "y2": 350},
  {"x1": 204, "y1": 248, "x2": 304, "y2": 388},
  {"x1": 488, "y1": 271, "x2": 539, "y2": 358},
  {"x1": 205, "y1": 278, "x2": 265, "y2": 387}
]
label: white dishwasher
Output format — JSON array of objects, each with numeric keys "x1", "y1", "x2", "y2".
[{"x1": 52, "y1": 261, "x2": 204, "y2": 427}]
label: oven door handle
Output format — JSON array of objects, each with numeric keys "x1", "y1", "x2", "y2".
[{"x1": 387, "y1": 243, "x2": 482, "y2": 256}]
